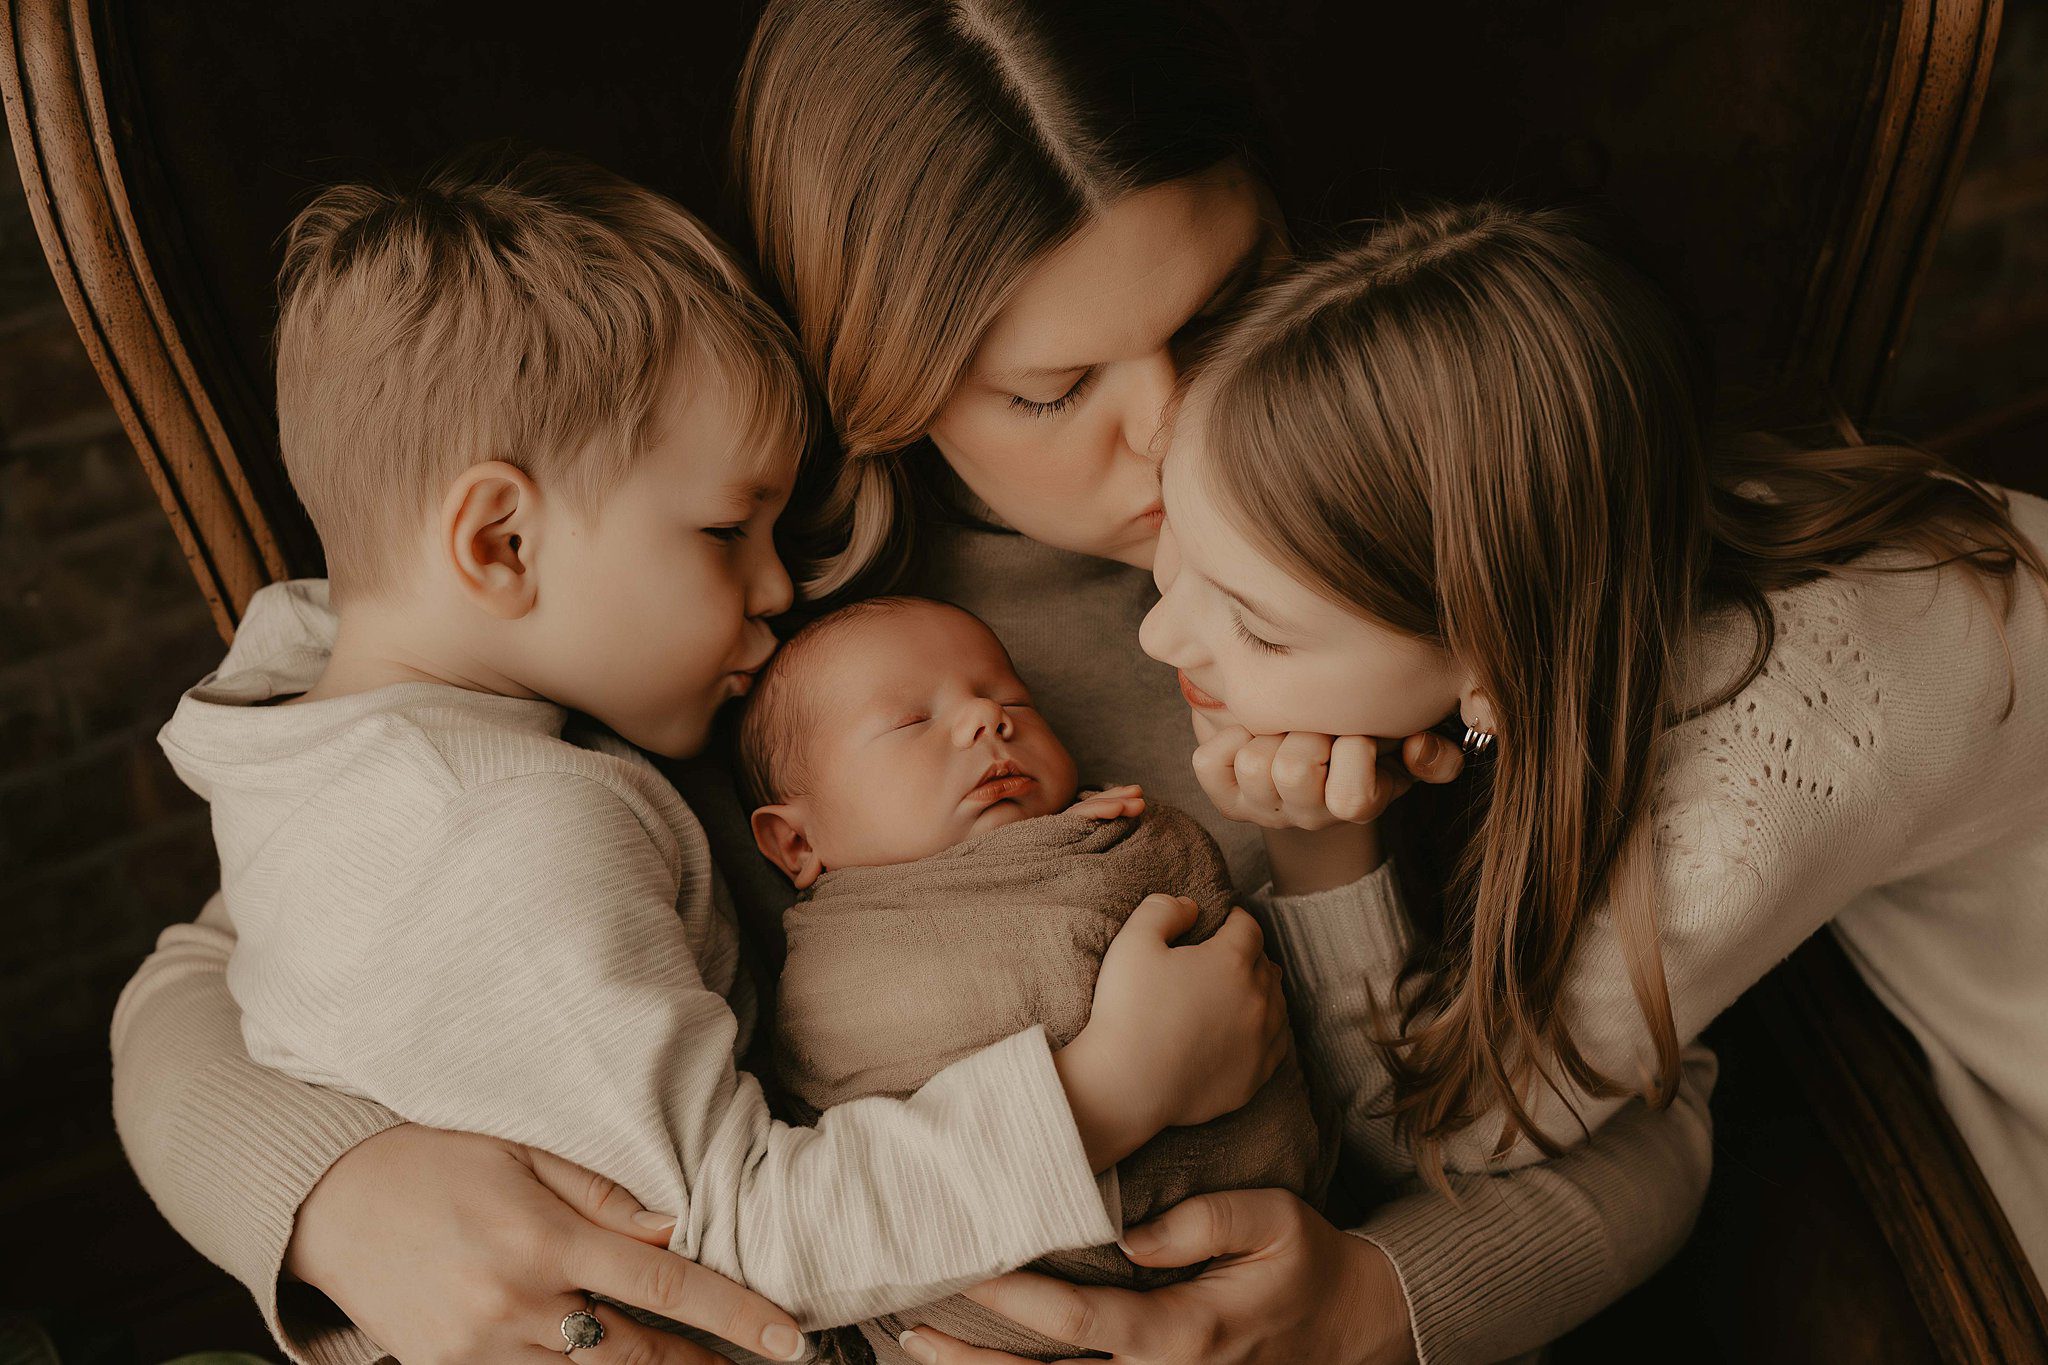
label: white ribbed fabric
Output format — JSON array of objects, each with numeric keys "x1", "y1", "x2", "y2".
[
  {"x1": 1260, "y1": 490, "x2": 2048, "y2": 1288},
  {"x1": 153, "y1": 580, "x2": 1118, "y2": 1346}
]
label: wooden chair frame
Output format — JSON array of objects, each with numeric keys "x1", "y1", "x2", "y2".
[{"x1": 7, "y1": 0, "x2": 2046, "y2": 1358}]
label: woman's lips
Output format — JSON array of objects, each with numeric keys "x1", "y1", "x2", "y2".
[
  {"x1": 969, "y1": 773, "x2": 1038, "y2": 803},
  {"x1": 1135, "y1": 504, "x2": 1166, "y2": 531},
  {"x1": 1178, "y1": 670, "x2": 1227, "y2": 711}
]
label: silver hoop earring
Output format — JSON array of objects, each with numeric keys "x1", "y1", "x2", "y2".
[{"x1": 1459, "y1": 723, "x2": 1496, "y2": 759}]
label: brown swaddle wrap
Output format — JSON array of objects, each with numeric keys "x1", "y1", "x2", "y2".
[{"x1": 775, "y1": 800, "x2": 1330, "y2": 1364}]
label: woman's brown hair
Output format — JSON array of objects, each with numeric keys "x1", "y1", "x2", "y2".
[
  {"x1": 1191, "y1": 201, "x2": 2047, "y2": 1184},
  {"x1": 735, "y1": 0, "x2": 1261, "y2": 597}
]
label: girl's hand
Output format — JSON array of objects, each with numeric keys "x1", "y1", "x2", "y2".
[
  {"x1": 1067, "y1": 783, "x2": 1147, "y2": 821},
  {"x1": 1190, "y1": 712, "x2": 1462, "y2": 831},
  {"x1": 286, "y1": 1124, "x2": 807, "y2": 1364},
  {"x1": 894, "y1": 1188, "x2": 1416, "y2": 1365}
]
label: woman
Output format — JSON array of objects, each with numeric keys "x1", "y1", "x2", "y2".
[{"x1": 110, "y1": 3, "x2": 1710, "y2": 1363}]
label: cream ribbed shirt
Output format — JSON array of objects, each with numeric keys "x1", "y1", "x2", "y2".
[{"x1": 155, "y1": 580, "x2": 1121, "y2": 1342}]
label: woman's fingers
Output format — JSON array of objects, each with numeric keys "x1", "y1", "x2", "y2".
[
  {"x1": 535, "y1": 1300, "x2": 737, "y2": 1365},
  {"x1": 959, "y1": 1272, "x2": 1162, "y2": 1359},
  {"x1": 895, "y1": 1325, "x2": 1092, "y2": 1365},
  {"x1": 558, "y1": 1227, "x2": 804, "y2": 1362},
  {"x1": 527, "y1": 1147, "x2": 677, "y2": 1247},
  {"x1": 1115, "y1": 1188, "x2": 1303, "y2": 1268}
]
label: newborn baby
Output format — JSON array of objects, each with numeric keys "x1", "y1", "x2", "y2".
[{"x1": 739, "y1": 596, "x2": 1329, "y2": 1365}]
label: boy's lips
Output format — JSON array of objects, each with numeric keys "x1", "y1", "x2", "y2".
[{"x1": 1178, "y1": 670, "x2": 1227, "y2": 711}]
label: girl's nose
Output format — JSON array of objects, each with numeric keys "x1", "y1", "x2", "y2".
[
  {"x1": 1138, "y1": 571, "x2": 1199, "y2": 670},
  {"x1": 952, "y1": 697, "x2": 1013, "y2": 746}
]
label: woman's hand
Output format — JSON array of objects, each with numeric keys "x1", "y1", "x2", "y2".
[
  {"x1": 894, "y1": 1188, "x2": 1417, "y2": 1365},
  {"x1": 1190, "y1": 712, "x2": 1462, "y2": 833},
  {"x1": 286, "y1": 1124, "x2": 807, "y2": 1364}
]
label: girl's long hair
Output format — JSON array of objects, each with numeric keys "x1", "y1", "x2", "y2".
[
  {"x1": 734, "y1": 0, "x2": 1262, "y2": 598},
  {"x1": 1193, "y1": 201, "x2": 2047, "y2": 1185}
]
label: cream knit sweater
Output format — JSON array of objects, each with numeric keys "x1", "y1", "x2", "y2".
[
  {"x1": 115, "y1": 519, "x2": 1720, "y2": 1365},
  {"x1": 1261, "y1": 490, "x2": 2048, "y2": 1277}
]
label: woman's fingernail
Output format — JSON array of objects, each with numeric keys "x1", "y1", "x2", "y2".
[
  {"x1": 1120, "y1": 1223, "x2": 1163, "y2": 1256},
  {"x1": 898, "y1": 1329, "x2": 938, "y2": 1364},
  {"x1": 761, "y1": 1323, "x2": 805, "y2": 1361},
  {"x1": 630, "y1": 1210, "x2": 677, "y2": 1233}
]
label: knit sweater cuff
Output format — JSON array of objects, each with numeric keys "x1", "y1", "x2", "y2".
[
  {"x1": 161, "y1": 1056, "x2": 403, "y2": 1365},
  {"x1": 1347, "y1": 1162, "x2": 1624, "y2": 1365},
  {"x1": 1254, "y1": 861, "x2": 1410, "y2": 993}
]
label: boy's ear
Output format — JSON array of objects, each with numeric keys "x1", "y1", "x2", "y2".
[
  {"x1": 751, "y1": 803, "x2": 824, "y2": 889},
  {"x1": 441, "y1": 460, "x2": 542, "y2": 619}
]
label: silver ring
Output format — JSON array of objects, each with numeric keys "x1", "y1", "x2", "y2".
[{"x1": 561, "y1": 1306, "x2": 605, "y2": 1353}]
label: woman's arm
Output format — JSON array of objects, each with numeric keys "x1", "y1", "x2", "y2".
[
  {"x1": 110, "y1": 892, "x2": 399, "y2": 1364},
  {"x1": 1355, "y1": 1046, "x2": 1716, "y2": 1363},
  {"x1": 899, "y1": 1051, "x2": 1715, "y2": 1365}
]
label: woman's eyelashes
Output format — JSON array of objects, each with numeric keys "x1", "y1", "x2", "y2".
[
  {"x1": 702, "y1": 523, "x2": 748, "y2": 544},
  {"x1": 1008, "y1": 366, "x2": 1100, "y2": 418}
]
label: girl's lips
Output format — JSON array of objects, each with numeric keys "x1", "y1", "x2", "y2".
[
  {"x1": 1135, "y1": 504, "x2": 1166, "y2": 530},
  {"x1": 969, "y1": 773, "x2": 1038, "y2": 803},
  {"x1": 1178, "y1": 669, "x2": 1227, "y2": 711}
]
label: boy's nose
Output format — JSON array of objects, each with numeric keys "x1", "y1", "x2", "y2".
[{"x1": 952, "y1": 697, "x2": 1013, "y2": 746}]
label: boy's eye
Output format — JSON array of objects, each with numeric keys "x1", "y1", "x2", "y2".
[{"x1": 1008, "y1": 366, "x2": 1100, "y2": 419}]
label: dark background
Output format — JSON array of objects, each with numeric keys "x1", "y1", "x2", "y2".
[{"x1": 0, "y1": 2, "x2": 2043, "y2": 1359}]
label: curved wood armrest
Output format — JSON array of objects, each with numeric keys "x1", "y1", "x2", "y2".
[
  {"x1": 1, "y1": 0, "x2": 285, "y2": 639},
  {"x1": 1753, "y1": 932, "x2": 2048, "y2": 1363}
]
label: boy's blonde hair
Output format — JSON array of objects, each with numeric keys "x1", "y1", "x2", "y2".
[{"x1": 275, "y1": 149, "x2": 809, "y2": 600}]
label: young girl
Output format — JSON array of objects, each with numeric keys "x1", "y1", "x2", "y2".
[{"x1": 1139, "y1": 201, "x2": 2048, "y2": 1266}]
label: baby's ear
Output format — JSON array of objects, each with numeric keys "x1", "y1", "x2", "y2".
[{"x1": 751, "y1": 804, "x2": 824, "y2": 889}]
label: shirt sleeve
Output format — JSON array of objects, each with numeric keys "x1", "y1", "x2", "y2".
[
  {"x1": 323, "y1": 773, "x2": 1117, "y2": 1330},
  {"x1": 1354, "y1": 1047, "x2": 1717, "y2": 1364},
  {"x1": 110, "y1": 892, "x2": 398, "y2": 1365}
]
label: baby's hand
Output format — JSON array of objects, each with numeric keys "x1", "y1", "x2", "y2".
[
  {"x1": 1054, "y1": 894, "x2": 1287, "y2": 1169},
  {"x1": 1066, "y1": 783, "x2": 1145, "y2": 821}
]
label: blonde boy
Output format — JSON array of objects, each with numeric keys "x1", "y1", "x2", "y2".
[{"x1": 157, "y1": 154, "x2": 1286, "y2": 1359}]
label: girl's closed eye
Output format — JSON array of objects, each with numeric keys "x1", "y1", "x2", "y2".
[
  {"x1": 1008, "y1": 366, "x2": 1100, "y2": 418},
  {"x1": 1232, "y1": 610, "x2": 1287, "y2": 656},
  {"x1": 702, "y1": 523, "x2": 748, "y2": 544}
]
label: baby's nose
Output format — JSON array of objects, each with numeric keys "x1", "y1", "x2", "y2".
[{"x1": 953, "y1": 698, "x2": 1012, "y2": 745}]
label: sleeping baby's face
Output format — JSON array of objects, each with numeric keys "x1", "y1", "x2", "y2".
[{"x1": 745, "y1": 600, "x2": 1081, "y2": 888}]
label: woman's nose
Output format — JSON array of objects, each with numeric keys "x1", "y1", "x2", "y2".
[
  {"x1": 952, "y1": 697, "x2": 1012, "y2": 746},
  {"x1": 1119, "y1": 350, "x2": 1182, "y2": 463}
]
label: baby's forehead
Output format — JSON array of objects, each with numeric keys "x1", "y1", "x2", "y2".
[{"x1": 804, "y1": 604, "x2": 1017, "y2": 708}]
